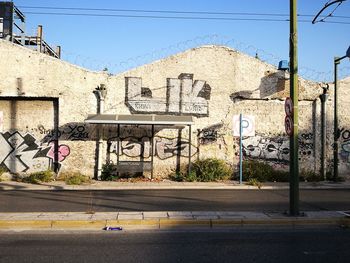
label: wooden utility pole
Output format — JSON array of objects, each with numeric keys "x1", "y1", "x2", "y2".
[{"x1": 289, "y1": 0, "x2": 299, "y2": 216}]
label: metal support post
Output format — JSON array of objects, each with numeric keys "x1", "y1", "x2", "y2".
[
  {"x1": 151, "y1": 125, "x2": 154, "y2": 179},
  {"x1": 239, "y1": 113, "x2": 243, "y2": 184},
  {"x1": 320, "y1": 87, "x2": 328, "y2": 181},
  {"x1": 188, "y1": 125, "x2": 192, "y2": 177}
]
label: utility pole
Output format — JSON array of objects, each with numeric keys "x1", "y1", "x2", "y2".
[
  {"x1": 333, "y1": 57, "x2": 340, "y2": 181},
  {"x1": 289, "y1": 0, "x2": 299, "y2": 216}
]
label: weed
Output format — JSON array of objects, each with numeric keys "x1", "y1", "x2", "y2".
[
  {"x1": 169, "y1": 171, "x2": 185, "y2": 182},
  {"x1": 101, "y1": 163, "x2": 119, "y2": 181},
  {"x1": 299, "y1": 169, "x2": 321, "y2": 182},
  {"x1": 242, "y1": 160, "x2": 290, "y2": 182},
  {"x1": 23, "y1": 170, "x2": 54, "y2": 184},
  {"x1": 242, "y1": 160, "x2": 273, "y2": 182},
  {"x1": 191, "y1": 158, "x2": 233, "y2": 182},
  {"x1": 58, "y1": 172, "x2": 90, "y2": 185},
  {"x1": 246, "y1": 178, "x2": 262, "y2": 189},
  {"x1": 0, "y1": 165, "x2": 7, "y2": 177},
  {"x1": 0, "y1": 166, "x2": 5, "y2": 182},
  {"x1": 169, "y1": 158, "x2": 233, "y2": 182}
]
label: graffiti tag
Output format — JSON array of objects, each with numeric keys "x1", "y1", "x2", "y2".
[
  {"x1": 109, "y1": 136, "x2": 197, "y2": 160},
  {"x1": 0, "y1": 131, "x2": 70, "y2": 173},
  {"x1": 125, "y1": 73, "x2": 211, "y2": 116}
]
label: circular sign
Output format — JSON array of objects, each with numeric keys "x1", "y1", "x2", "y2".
[
  {"x1": 285, "y1": 97, "x2": 293, "y2": 117},
  {"x1": 285, "y1": 115, "x2": 293, "y2": 136}
]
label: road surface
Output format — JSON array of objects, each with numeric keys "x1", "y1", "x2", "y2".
[{"x1": 0, "y1": 189, "x2": 349, "y2": 212}]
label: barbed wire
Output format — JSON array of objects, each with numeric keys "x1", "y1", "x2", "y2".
[{"x1": 59, "y1": 34, "x2": 350, "y2": 82}]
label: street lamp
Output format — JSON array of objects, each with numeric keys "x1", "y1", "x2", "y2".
[
  {"x1": 94, "y1": 84, "x2": 107, "y2": 113},
  {"x1": 333, "y1": 46, "x2": 350, "y2": 181}
]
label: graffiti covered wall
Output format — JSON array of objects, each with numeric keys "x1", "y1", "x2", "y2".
[
  {"x1": 241, "y1": 133, "x2": 314, "y2": 164},
  {"x1": 0, "y1": 131, "x2": 70, "y2": 173},
  {"x1": 0, "y1": 40, "x2": 349, "y2": 178}
]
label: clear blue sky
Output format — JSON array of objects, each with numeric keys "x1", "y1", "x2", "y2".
[{"x1": 13, "y1": 0, "x2": 350, "y2": 81}]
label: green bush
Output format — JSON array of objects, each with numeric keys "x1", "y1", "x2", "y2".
[
  {"x1": 242, "y1": 160, "x2": 273, "y2": 182},
  {"x1": 269, "y1": 169, "x2": 290, "y2": 182},
  {"x1": 169, "y1": 171, "x2": 185, "y2": 182},
  {"x1": 191, "y1": 158, "x2": 233, "y2": 182},
  {"x1": 299, "y1": 169, "x2": 321, "y2": 182},
  {"x1": 23, "y1": 170, "x2": 54, "y2": 184},
  {"x1": 299, "y1": 169, "x2": 345, "y2": 182},
  {"x1": 101, "y1": 163, "x2": 118, "y2": 181},
  {"x1": 169, "y1": 158, "x2": 233, "y2": 182},
  {"x1": 242, "y1": 160, "x2": 289, "y2": 182}
]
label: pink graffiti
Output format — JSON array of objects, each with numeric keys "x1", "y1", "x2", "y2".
[{"x1": 47, "y1": 144, "x2": 70, "y2": 162}]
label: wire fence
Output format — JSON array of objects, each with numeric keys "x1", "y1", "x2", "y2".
[{"x1": 60, "y1": 34, "x2": 350, "y2": 82}]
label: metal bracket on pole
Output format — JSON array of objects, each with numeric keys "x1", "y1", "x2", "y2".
[{"x1": 239, "y1": 113, "x2": 243, "y2": 184}]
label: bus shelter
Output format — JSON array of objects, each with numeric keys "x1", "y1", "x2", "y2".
[{"x1": 85, "y1": 114, "x2": 194, "y2": 178}]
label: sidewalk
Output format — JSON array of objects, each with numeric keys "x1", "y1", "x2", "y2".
[
  {"x1": 1, "y1": 179, "x2": 350, "y2": 190},
  {"x1": 0, "y1": 211, "x2": 349, "y2": 231},
  {"x1": 1, "y1": 180, "x2": 349, "y2": 231}
]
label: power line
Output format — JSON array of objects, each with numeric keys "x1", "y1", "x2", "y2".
[
  {"x1": 18, "y1": 6, "x2": 290, "y2": 17},
  {"x1": 23, "y1": 11, "x2": 292, "y2": 22},
  {"x1": 18, "y1": 5, "x2": 350, "y2": 19},
  {"x1": 22, "y1": 11, "x2": 350, "y2": 24}
]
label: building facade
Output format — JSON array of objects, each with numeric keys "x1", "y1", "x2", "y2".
[{"x1": 0, "y1": 40, "x2": 349, "y2": 179}]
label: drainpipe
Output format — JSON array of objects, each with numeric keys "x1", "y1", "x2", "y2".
[
  {"x1": 93, "y1": 84, "x2": 107, "y2": 180},
  {"x1": 319, "y1": 85, "x2": 329, "y2": 181}
]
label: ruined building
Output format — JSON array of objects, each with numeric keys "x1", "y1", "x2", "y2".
[{"x1": 0, "y1": 38, "x2": 349, "y2": 179}]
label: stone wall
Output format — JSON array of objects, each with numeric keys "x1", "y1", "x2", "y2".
[{"x1": 0, "y1": 40, "x2": 349, "y2": 178}]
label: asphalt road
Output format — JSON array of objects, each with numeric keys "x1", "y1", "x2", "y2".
[
  {"x1": 0, "y1": 189, "x2": 349, "y2": 212},
  {"x1": 0, "y1": 228, "x2": 349, "y2": 263}
]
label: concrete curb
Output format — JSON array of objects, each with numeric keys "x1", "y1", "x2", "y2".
[
  {"x1": 0, "y1": 212, "x2": 349, "y2": 231},
  {"x1": 1, "y1": 181, "x2": 350, "y2": 191}
]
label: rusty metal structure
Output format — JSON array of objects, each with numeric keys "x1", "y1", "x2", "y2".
[{"x1": 0, "y1": 1, "x2": 60, "y2": 58}]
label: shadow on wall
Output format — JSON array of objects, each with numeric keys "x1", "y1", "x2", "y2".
[
  {"x1": 40, "y1": 122, "x2": 198, "y2": 175},
  {"x1": 230, "y1": 70, "x2": 288, "y2": 101}
]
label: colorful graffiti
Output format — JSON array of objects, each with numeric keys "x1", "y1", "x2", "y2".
[
  {"x1": 109, "y1": 136, "x2": 197, "y2": 160},
  {"x1": 125, "y1": 73, "x2": 211, "y2": 116},
  {"x1": 340, "y1": 128, "x2": 350, "y2": 163},
  {"x1": 0, "y1": 131, "x2": 70, "y2": 173}
]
